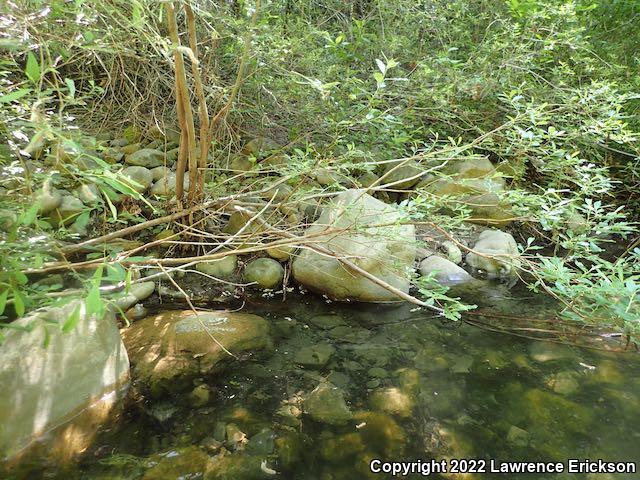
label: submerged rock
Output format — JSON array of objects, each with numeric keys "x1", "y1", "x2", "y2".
[
  {"x1": 304, "y1": 382, "x2": 352, "y2": 425},
  {"x1": 292, "y1": 189, "x2": 416, "y2": 302},
  {"x1": 419, "y1": 255, "x2": 474, "y2": 285},
  {"x1": 293, "y1": 343, "x2": 335, "y2": 368},
  {"x1": 0, "y1": 301, "x2": 129, "y2": 460},
  {"x1": 122, "y1": 310, "x2": 271, "y2": 396},
  {"x1": 369, "y1": 387, "x2": 414, "y2": 418},
  {"x1": 244, "y1": 258, "x2": 284, "y2": 289},
  {"x1": 466, "y1": 229, "x2": 520, "y2": 278},
  {"x1": 143, "y1": 447, "x2": 213, "y2": 480}
]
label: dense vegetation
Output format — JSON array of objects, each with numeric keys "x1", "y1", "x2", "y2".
[{"x1": 1, "y1": 0, "x2": 639, "y2": 343}]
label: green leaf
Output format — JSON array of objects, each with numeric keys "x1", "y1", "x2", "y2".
[
  {"x1": 65, "y1": 78, "x2": 76, "y2": 98},
  {"x1": 13, "y1": 289, "x2": 25, "y2": 317},
  {"x1": 373, "y1": 72, "x2": 384, "y2": 84},
  {"x1": 0, "y1": 289, "x2": 9, "y2": 316},
  {"x1": 0, "y1": 88, "x2": 31, "y2": 103},
  {"x1": 25, "y1": 52, "x2": 41, "y2": 84},
  {"x1": 72, "y1": 211, "x2": 91, "y2": 231},
  {"x1": 85, "y1": 266, "x2": 104, "y2": 317},
  {"x1": 21, "y1": 202, "x2": 40, "y2": 226},
  {"x1": 62, "y1": 304, "x2": 82, "y2": 333}
]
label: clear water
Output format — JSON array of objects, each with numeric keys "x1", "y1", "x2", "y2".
[{"x1": 7, "y1": 288, "x2": 640, "y2": 479}]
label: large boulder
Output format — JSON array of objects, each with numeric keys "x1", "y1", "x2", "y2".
[
  {"x1": 466, "y1": 229, "x2": 520, "y2": 278},
  {"x1": 0, "y1": 301, "x2": 129, "y2": 461},
  {"x1": 122, "y1": 310, "x2": 271, "y2": 396},
  {"x1": 292, "y1": 189, "x2": 415, "y2": 302}
]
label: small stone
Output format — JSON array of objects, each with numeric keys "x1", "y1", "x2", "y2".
[
  {"x1": 246, "y1": 429, "x2": 275, "y2": 455},
  {"x1": 196, "y1": 255, "x2": 238, "y2": 279},
  {"x1": 110, "y1": 138, "x2": 129, "y2": 148},
  {"x1": 111, "y1": 282, "x2": 156, "y2": 312},
  {"x1": 230, "y1": 154, "x2": 254, "y2": 172},
  {"x1": 121, "y1": 166, "x2": 153, "y2": 193},
  {"x1": 225, "y1": 423, "x2": 247, "y2": 451},
  {"x1": 293, "y1": 344, "x2": 335, "y2": 368},
  {"x1": 243, "y1": 258, "x2": 284, "y2": 289},
  {"x1": 308, "y1": 314, "x2": 345, "y2": 329},
  {"x1": 440, "y1": 240, "x2": 463, "y2": 265},
  {"x1": 276, "y1": 404, "x2": 302, "y2": 428},
  {"x1": 125, "y1": 303, "x2": 148, "y2": 321},
  {"x1": 547, "y1": 371, "x2": 579, "y2": 395},
  {"x1": 148, "y1": 401, "x2": 178, "y2": 423},
  {"x1": 304, "y1": 382, "x2": 352, "y2": 425},
  {"x1": 466, "y1": 229, "x2": 520, "y2": 278},
  {"x1": 122, "y1": 142, "x2": 141, "y2": 155},
  {"x1": 357, "y1": 171, "x2": 380, "y2": 188}
]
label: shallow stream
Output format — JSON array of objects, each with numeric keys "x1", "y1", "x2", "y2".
[{"x1": 10, "y1": 287, "x2": 640, "y2": 480}]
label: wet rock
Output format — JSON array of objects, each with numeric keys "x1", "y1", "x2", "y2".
[
  {"x1": 320, "y1": 432, "x2": 366, "y2": 463},
  {"x1": 292, "y1": 189, "x2": 416, "y2": 302},
  {"x1": 275, "y1": 432, "x2": 305, "y2": 469},
  {"x1": 35, "y1": 180, "x2": 62, "y2": 214},
  {"x1": 328, "y1": 325, "x2": 372, "y2": 343},
  {"x1": 293, "y1": 343, "x2": 335, "y2": 368},
  {"x1": 122, "y1": 310, "x2": 271, "y2": 396},
  {"x1": 149, "y1": 173, "x2": 189, "y2": 196},
  {"x1": 111, "y1": 281, "x2": 156, "y2": 312},
  {"x1": 246, "y1": 429, "x2": 275, "y2": 455},
  {"x1": 121, "y1": 166, "x2": 153, "y2": 193},
  {"x1": 304, "y1": 382, "x2": 352, "y2": 425},
  {"x1": 466, "y1": 229, "x2": 520, "y2": 278},
  {"x1": 395, "y1": 368, "x2": 421, "y2": 395},
  {"x1": 353, "y1": 411, "x2": 406, "y2": 458},
  {"x1": 369, "y1": 387, "x2": 414, "y2": 418},
  {"x1": 49, "y1": 195, "x2": 84, "y2": 227},
  {"x1": 244, "y1": 258, "x2": 284, "y2": 289},
  {"x1": 308, "y1": 314, "x2": 345, "y2": 330},
  {"x1": 419, "y1": 255, "x2": 473, "y2": 285},
  {"x1": 143, "y1": 447, "x2": 213, "y2": 480},
  {"x1": 225, "y1": 423, "x2": 247, "y2": 451},
  {"x1": 148, "y1": 401, "x2": 179, "y2": 423},
  {"x1": 125, "y1": 148, "x2": 165, "y2": 168},
  {"x1": 196, "y1": 254, "x2": 238, "y2": 279},
  {"x1": 275, "y1": 404, "x2": 302, "y2": 428},
  {"x1": 190, "y1": 384, "x2": 211, "y2": 407},
  {"x1": 125, "y1": 303, "x2": 148, "y2": 321},
  {"x1": 110, "y1": 138, "x2": 129, "y2": 148},
  {"x1": 206, "y1": 452, "x2": 272, "y2": 480},
  {"x1": 0, "y1": 301, "x2": 129, "y2": 460},
  {"x1": 528, "y1": 341, "x2": 575, "y2": 363},
  {"x1": 546, "y1": 371, "x2": 579, "y2": 395}
]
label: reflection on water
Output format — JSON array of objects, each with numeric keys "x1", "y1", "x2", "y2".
[{"x1": 7, "y1": 288, "x2": 640, "y2": 479}]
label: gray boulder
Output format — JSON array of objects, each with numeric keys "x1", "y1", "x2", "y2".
[
  {"x1": 150, "y1": 173, "x2": 190, "y2": 196},
  {"x1": 419, "y1": 256, "x2": 473, "y2": 285},
  {"x1": 292, "y1": 189, "x2": 416, "y2": 302},
  {"x1": 35, "y1": 180, "x2": 62, "y2": 214},
  {"x1": 466, "y1": 229, "x2": 520, "y2": 278},
  {"x1": 0, "y1": 301, "x2": 129, "y2": 460}
]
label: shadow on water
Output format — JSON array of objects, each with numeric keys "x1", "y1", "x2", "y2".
[{"x1": 7, "y1": 287, "x2": 640, "y2": 480}]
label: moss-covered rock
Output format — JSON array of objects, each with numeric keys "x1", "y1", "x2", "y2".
[{"x1": 122, "y1": 310, "x2": 271, "y2": 396}]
